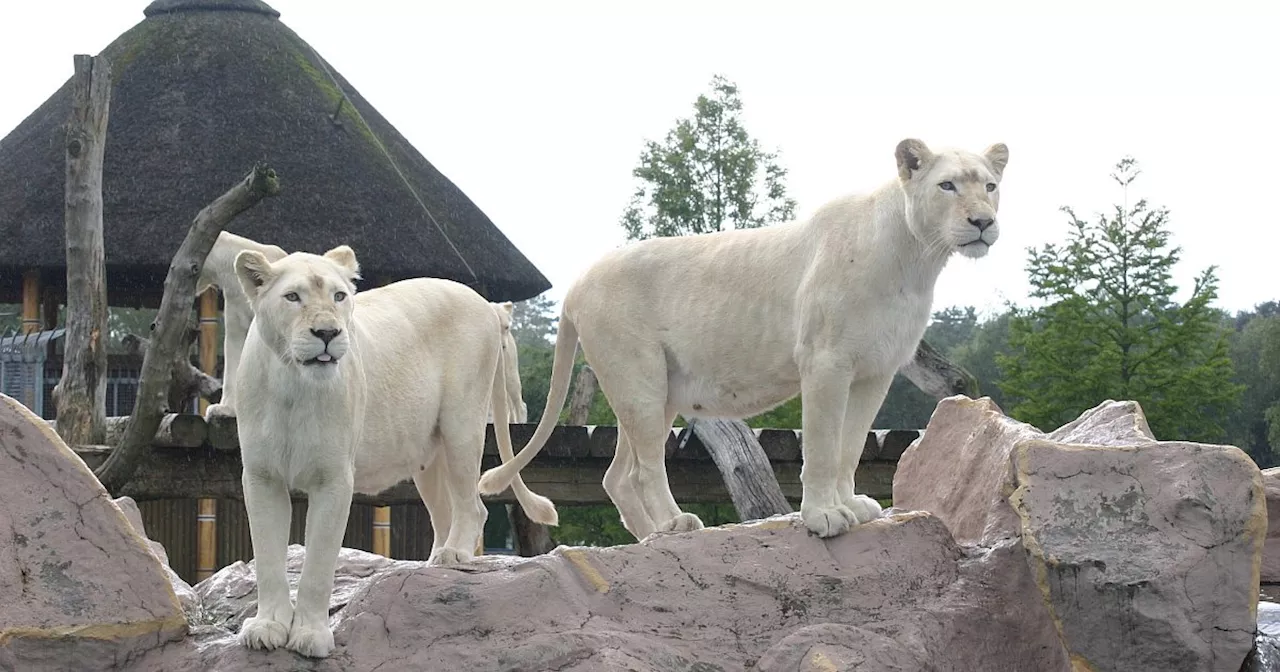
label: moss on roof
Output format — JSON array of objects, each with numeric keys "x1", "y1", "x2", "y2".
[{"x1": 0, "y1": 0, "x2": 549, "y2": 306}]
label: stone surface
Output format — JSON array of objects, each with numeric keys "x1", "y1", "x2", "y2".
[
  {"x1": 132, "y1": 512, "x2": 1072, "y2": 671},
  {"x1": 893, "y1": 395, "x2": 1042, "y2": 545},
  {"x1": 896, "y1": 396, "x2": 1266, "y2": 672},
  {"x1": 112, "y1": 495, "x2": 201, "y2": 619},
  {"x1": 1012, "y1": 437, "x2": 1265, "y2": 672},
  {"x1": 1262, "y1": 467, "x2": 1280, "y2": 584},
  {"x1": 0, "y1": 393, "x2": 187, "y2": 671}
]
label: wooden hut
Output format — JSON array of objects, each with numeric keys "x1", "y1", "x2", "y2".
[{"x1": 0, "y1": 0, "x2": 550, "y2": 578}]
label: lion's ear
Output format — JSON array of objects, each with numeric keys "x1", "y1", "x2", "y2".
[
  {"x1": 984, "y1": 143, "x2": 1009, "y2": 177},
  {"x1": 895, "y1": 138, "x2": 934, "y2": 182},
  {"x1": 234, "y1": 250, "x2": 276, "y2": 300},
  {"x1": 497, "y1": 301, "x2": 514, "y2": 317},
  {"x1": 323, "y1": 245, "x2": 361, "y2": 282}
]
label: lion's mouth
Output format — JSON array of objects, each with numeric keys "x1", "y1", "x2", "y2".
[{"x1": 303, "y1": 353, "x2": 338, "y2": 366}]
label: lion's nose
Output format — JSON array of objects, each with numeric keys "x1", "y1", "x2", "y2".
[
  {"x1": 968, "y1": 217, "x2": 994, "y2": 232},
  {"x1": 311, "y1": 328, "x2": 341, "y2": 344}
]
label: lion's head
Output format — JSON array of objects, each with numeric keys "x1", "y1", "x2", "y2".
[
  {"x1": 234, "y1": 245, "x2": 361, "y2": 376},
  {"x1": 894, "y1": 138, "x2": 1009, "y2": 260}
]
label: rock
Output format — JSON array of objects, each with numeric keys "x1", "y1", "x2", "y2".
[
  {"x1": 112, "y1": 495, "x2": 201, "y2": 620},
  {"x1": 892, "y1": 395, "x2": 1042, "y2": 545},
  {"x1": 1262, "y1": 467, "x2": 1280, "y2": 583},
  {"x1": 1012, "y1": 437, "x2": 1264, "y2": 672},
  {"x1": 896, "y1": 396, "x2": 1266, "y2": 672},
  {"x1": 0, "y1": 393, "x2": 186, "y2": 671},
  {"x1": 133, "y1": 512, "x2": 1072, "y2": 671},
  {"x1": 1242, "y1": 601, "x2": 1280, "y2": 672}
]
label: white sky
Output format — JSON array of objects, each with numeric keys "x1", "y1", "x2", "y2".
[{"x1": 3, "y1": 0, "x2": 1278, "y2": 318}]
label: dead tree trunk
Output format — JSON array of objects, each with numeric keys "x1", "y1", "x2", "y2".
[
  {"x1": 900, "y1": 338, "x2": 979, "y2": 400},
  {"x1": 56, "y1": 54, "x2": 112, "y2": 447},
  {"x1": 565, "y1": 365, "x2": 598, "y2": 425},
  {"x1": 690, "y1": 418, "x2": 792, "y2": 521},
  {"x1": 122, "y1": 324, "x2": 222, "y2": 413},
  {"x1": 96, "y1": 164, "x2": 279, "y2": 492}
]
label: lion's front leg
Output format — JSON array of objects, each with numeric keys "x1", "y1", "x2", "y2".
[
  {"x1": 238, "y1": 470, "x2": 294, "y2": 652},
  {"x1": 798, "y1": 354, "x2": 857, "y2": 538},
  {"x1": 287, "y1": 471, "x2": 354, "y2": 658},
  {"x1": 837, "y1": 374, "x2": 894, "y2": 525}
]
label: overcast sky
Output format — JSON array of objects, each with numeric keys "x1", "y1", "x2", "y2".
[{"x1": 3, "y1": 0, "x2": 1278, "y2": 318}]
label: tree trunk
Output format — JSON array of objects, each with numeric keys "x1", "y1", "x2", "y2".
[
  {"x1": 566, "y1": 365, "x2": 598, "y2": 425},
  {"x1": 900, "y1": 338, "x2": 980, "y2": 400},
  {"x1": 122, "y1": 326, "x2": 222, "y2": 413},
  {"x1": 509, "y1": 504, "x2": 556, "y2": 557},
  {"x1": 690, "y1": 418, "x2": 792, "y2": 521},
  {"x1": 96, "y1": 164, "x2": 279, "y2": 492},
  {"x1": 56, "y1": 54, "x2": 112, "y2": 447}
]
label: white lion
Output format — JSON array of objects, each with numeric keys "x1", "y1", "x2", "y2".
[
  {"x1": 489, "y1": 301, "x2": 529, "y2": 423},
  {"x1": 231, "y1": 246, "x2": 557, "y2": 658},
  {"x1": 196, "y1": 231, "x2": 287, "y2": 420},
  {"x1": 480, "y1": 138, "x2": 1009, "y2": 541}
]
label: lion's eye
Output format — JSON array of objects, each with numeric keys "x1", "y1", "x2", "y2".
[
  {"x1": 284, "y1": 292, "x2": 300, "y2": 302},
  {"x1": 986, "y1": 183, "x2": 997, "y2": 193},
  {"x1": 938, "y1": 181, "x2": 956, "y2": 192},
  {"x1": 335, "y1": 291, "x2": 347, "y2": 302}
]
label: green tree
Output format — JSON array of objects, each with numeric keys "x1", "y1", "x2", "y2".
[
  {"x1": 996, "y1": 158, "x2": 1240, "y2": 442},
  {"x1": 620, "y1": 74, "x2": 796, "y2": 241},
  {"x1": 1228, "y1": 306, "x2": 1280, "y2": 465},
  {"x1": 509, "y1": 293, "x2": 558, "y2": 348}
]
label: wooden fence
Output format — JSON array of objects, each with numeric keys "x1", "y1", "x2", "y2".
[{"x1": 74, "y1": 415, "x2": 921, "y2": 584}]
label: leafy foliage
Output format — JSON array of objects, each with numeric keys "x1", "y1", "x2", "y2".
[
  {"x1": 1228, "y1": 306, "x2": 1280, "y2": 465},
  {"x1": 996, "y1": 158, "x2": 1241, "y2": 441},
  {"x1": 620, "y1": 75, "x2": 796, "y2": 241}
]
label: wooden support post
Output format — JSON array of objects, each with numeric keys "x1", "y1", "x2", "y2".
[
  {"x1": 56, "y1": 54, "x2": 112, "y2": 447},
  {"x1": 196, "y1": 498, "x2": 217, "y2": 582},
  {"x1": 197, "y1": 289, "x2": 219, "y2": 416},
  {"x1": 690, "y1": 418, "x2": 793, "y2": 521},
  {"x1": 21, "y1": 270, "x2": 41, "y2": 335},
  {"x1": 372, "y1": 506, "x2": 391, "y2": 557}
]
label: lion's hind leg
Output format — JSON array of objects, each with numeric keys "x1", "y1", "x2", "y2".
[
  {"x1": 412, "y1": 454, "x2": 455, "y2": 558},
  {"x1": 427, "y1": 419, "x2": 488, "y2": 567}
]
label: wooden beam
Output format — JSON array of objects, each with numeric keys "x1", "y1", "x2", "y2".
[
  {"x1": 21, "y1": 270, "x2": 41, "y2": 335},
  {"x1": 96, "y1": 164, "x2": 279, "y2": 492},
  {"x1": 56, "y1": 54, "x2": 113, "y2": 447},
  {"x1": 77, "y1": 418, "x2": 915, "y2": 506},
  {"x1": 372, "y1": 506, "x2": 391, "y2": 557}
]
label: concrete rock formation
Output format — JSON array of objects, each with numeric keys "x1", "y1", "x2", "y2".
[
  {"x1": 0, "y1": 394, "x2": 186, "y2": 671},
  {"x1": 896, "y1": 396, "x2": 1265, "y2": 672}
]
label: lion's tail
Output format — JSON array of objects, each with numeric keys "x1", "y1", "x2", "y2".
[
  {"x1": 488, "y1": 319, "x2": 558, "y2": 526},
  {"x1": 479, "y1": 313, "x2": 579, "y2": 500}
]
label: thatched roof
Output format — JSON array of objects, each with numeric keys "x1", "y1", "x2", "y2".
[{"x1": 0, "y1": 0, "x2": 549, "y2": 306}]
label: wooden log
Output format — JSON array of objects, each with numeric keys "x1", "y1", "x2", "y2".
[
  {"x1": 56, "y1": 54, "x2": 112, "y2": 447},
  {"x1": 510, "y1": 504, "x2": 556, "y2": 557},
  {"x1": 689, "y1": 418, "x2": 792, "y2": 521},
  {"x1": 96, "y1": 164, "x2": 280, "y2": 492},
  {"x1": 565, "y1": 365, "x2": 598, "y2": 426},
  {"x1": 101, "y1": 413, "x2": 206, "y2": 448},
  {"x1": 372, "y1": 507, "x2": 391, "y2": 557},
  {"x1": 901, "y1": 338, "x2": 979, "y2": 400}
]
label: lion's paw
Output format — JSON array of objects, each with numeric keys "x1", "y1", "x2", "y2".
[
  {"x1": 239, "y1": 615, "x2": 291, "y2": 651},
  {"x1": 844, "y1": 494, "x2": 884, "y2": 525},
  {"x1": 659, "y1": 512, "x2": 705, "y2": 533},
  {"x1": 801, "y1": 503, "x2": 857, "y2": 538},
  {"x1": 286, "y1": 622, "x2": 335, "y2": 659},
  {"x1": 204, "y1": 402, "x2": 236, "y2": 420},
  {"x1": 427, "y1": 547, "x2": 473, "y2": 567}
]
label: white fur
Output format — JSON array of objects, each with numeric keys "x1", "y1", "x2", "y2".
[
  {"x1": 487, "y1": 301, "x2": 529, "y2": 423},
  {"x1": 479, "y1": 139, "x2": 1009, "y2": 540},
  {"x1": 231, "y1": 247, "x2": 557, "y2": 658},
  {"x1": 196, "y1": 231, "x2": 287, "y2": 420}
]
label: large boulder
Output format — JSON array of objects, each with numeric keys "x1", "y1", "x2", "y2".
[
  {"x1": 0, "y1": 393, "x2": 186, "y2": 671},
  {"x1": 1262, "y1": 467, "x2": 1280, "y2": 584},
  {"x1": 896, "y1": 396, "x2": 1265, "y2": 672},
  {"x1": 112, "y1": 495, "x2": 201, "y2": 618},
  {"x1": 133, "y1": 512, "x2": 1071, "y2": 671}
]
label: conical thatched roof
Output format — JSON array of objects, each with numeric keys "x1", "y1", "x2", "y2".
[{"x1": 0, "y1": 0, "x2": 549, "y2": 306}]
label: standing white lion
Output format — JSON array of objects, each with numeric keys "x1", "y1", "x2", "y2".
[
  {"x1": 231, "y1": 245, "x2": 557, "y2": 658},
  {"x1": 480, "y1": 138, "x2": 1009, "y2": 541}
]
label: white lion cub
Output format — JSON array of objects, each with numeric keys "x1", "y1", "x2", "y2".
[
  {"x1": 231, "y1": 246, "x2": 557, "y2": 658},
  {"x1": 480, "y1": 139, "x2": 1008, "y2": 541}
]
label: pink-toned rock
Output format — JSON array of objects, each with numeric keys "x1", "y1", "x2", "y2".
[
  {"x1": 0, "y1": 393, "x2": 186, "y2": 671},
  {"x1": 132, "y1": 512, "x2": 1072, "y2": 671},
  {"x1": 896, "y1": 396, "x2": 1266, "y2": 672},
  {"x1": 113, "y1": 495, "x2": 201, "y2": 618},
  {"x1": 1012, "y1": 438, "x2": 1265, "y2": 671},
  {"x1": 893, "y1": 395, "x2": 1042, "y2": 545},
  {"x1": 1262, "y1": 467, "x2": 1280, "y2": 584}
]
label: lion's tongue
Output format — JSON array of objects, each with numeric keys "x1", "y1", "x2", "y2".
[{"x1": 317, "y1": 353, "x2": 333, "y2": 362}]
